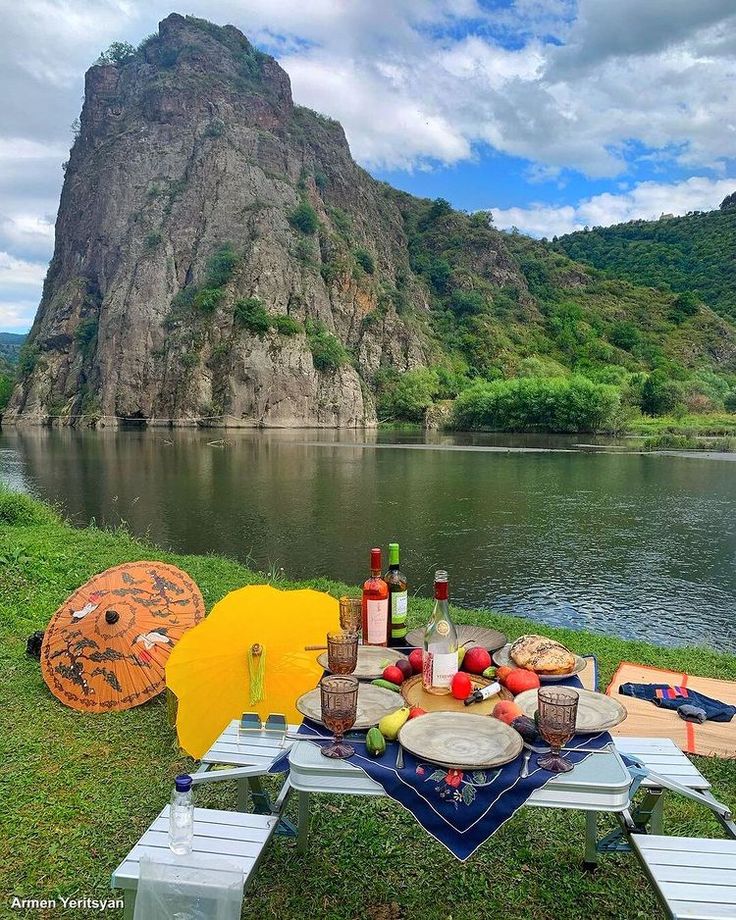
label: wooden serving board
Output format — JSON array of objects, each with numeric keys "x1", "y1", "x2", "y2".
[{"x1": 400, "y1": 674, "x2": 510, "y2": 715}]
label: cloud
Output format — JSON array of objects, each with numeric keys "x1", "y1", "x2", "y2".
[
  {"x1": 491, "y1": 175, "x2": 736, "y2": 237},
  {"x1": 0, "y1": 298, "x2": 39, "y2": 332}
]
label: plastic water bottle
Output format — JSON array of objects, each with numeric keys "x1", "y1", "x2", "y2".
[{"x1": 169, "y1": 774, "x2": 194, "y2": 855}]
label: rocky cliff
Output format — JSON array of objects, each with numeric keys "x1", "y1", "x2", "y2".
[{"x1": 8, "y1": 13, "x2": 736, "y2": 427}]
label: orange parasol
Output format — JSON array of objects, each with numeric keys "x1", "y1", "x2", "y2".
[{"x1": 41, "y1": 562, "x2": 205, "y2": 713}]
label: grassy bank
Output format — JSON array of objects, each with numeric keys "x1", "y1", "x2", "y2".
[{"x1": 2, "y1": 487, "x2": 735, "y2": 920}]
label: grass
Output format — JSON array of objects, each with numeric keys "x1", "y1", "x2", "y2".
[
  {"x1": 627, "y1": 412, "x2": 736, "y2": 436},
  {"x1": 2, "y1": 485, "x2": 735, "y2": 919}
]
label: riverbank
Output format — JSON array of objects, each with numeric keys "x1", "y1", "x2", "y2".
[{"x1": 2, "y1": 486, "x2": 735, "y2": 919}]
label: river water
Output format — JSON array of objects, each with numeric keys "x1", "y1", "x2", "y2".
[{"x1": 2, "y1": 426, "x2": 735, "y2": 651}]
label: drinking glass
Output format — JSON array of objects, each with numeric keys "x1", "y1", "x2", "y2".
[
  {"x1": 327, "y1": 631, "x2": 358, "y2": 674},
  {"x1": 537, "y1": 687, "x2": 579, "y2": 773},
  {"x1": 320, "y1": 675, "x2": 359, "y2": 758},
  {"x1": 339, "y1": 596, "x2": 362, "y2": 639}
]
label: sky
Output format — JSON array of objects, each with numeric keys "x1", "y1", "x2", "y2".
[{"x1": 1, "y1": 0, "x2": 735, "y2": 333}]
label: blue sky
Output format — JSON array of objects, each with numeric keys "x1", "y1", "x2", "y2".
[{"x1": 1, "y1": 0, "x2": 736, "y2": 332}]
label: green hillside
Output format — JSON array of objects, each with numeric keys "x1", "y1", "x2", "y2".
[{"x1": 554, "y1": 194, "x2": 736, "y2": 322}]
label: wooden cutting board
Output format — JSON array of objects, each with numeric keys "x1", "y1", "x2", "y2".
[{"x1": 400, "y1": 674, "x2": 510, "y2": 715}]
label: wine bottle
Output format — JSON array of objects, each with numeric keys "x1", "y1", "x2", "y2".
[
  {"x1": 422, "y1": 570, "x2": 458, "y2": 695},
  {"x1": 384, "y1": 542, "x2": 408, "y2": 647},
  {"x1": 362, "y1": 547, "x2": 390, "y2": 646}
]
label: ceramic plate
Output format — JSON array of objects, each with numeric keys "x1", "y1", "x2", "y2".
[
  {"x1": 514, "y1": 688, "x2": 627, "y2": 734},
  {"x1": 493, "y1": 643, "x2": 586, "y2": 681},
  {"x1": 398, "y1": 711, "x2": 523, "y2": 770},
  {"x1": 295, "y1": 683, "x2": 400, "y2": 730},
  {"x1": 405, "y1": 624, "x2": 506, "y2": 653},
  {"x1": 400, "y1": 674, "x2": 510, "y2": 716},
  {"x1": 317, "y1": 645, "x2": 407, "y2": 680}
]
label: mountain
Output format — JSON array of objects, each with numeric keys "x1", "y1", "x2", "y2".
[
  {"x1": 0, "y1": 332, "x2": 26, "y2": 365},
  {"x1": 6, "y1": 14, "x2": 736, "y2": 428},
  {"x1": 554, "y1": 197, "x2": 736, "y2": 322}
]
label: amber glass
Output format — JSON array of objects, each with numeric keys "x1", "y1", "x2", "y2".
[
  {"x1": 339, "y1": 596, "x2": 362, "y2": 637},
  {"x1": 320, "y1": 675, "x2": 359, "y2": 758},
  {"x1": 327, "y1": 631, "x2": 358, "y2": 674},
  {"x1": 537, "y1": 687, "x2": 579, "y2": 773}
]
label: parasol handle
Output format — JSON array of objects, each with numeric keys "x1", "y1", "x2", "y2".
[{"x1": 304, "y1": 645, "x2": 328, "y2": 651}]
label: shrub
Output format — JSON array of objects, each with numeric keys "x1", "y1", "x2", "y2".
[
  {"x1": 74, "y1": 318, "x2": 98, "y2": 359},
  {"x1": 234, "y1": 297, "x2": 270, "y2": 335},
  {"x1": 96, "y1": 41, "x2": 136, "y2": 66},
  {"x1": 0, "y1": 373, "x2": 12, "y2": 410},
  {"x1": 16, "y1": 342, "x2": 40, "y2": 378},
  {"x1": 452, "y1": 376, "x2": 620, "y2": 432},
  {"x1": 449, "y1": 290, "x2": 487, "y2": 316},
  {"x1": 0, "y1": 486, "x2": 59, "y2": 526},
  {"x1": 725, "y1": 390, "x2": 736, "y2": 413},
  {"x1": 144, "y1": 231, "x2": 162, "y2": 249},
  {"x1": 354, "y1": 248, "x2": 375, "y2": 274},
  {"x1": 274, "y1": 315, "x2": 301, "y2": 336},
  {"x1": 329, "y1": 207, "x2": 352, "y2": 237},
  {"x1": 171, "y1": 287, "x2": 196, "y2": 311},
  {"x1": 640, "y1": 371, "x2": 683, "y2": 416},
  {"x1": 609, "y1": 320, "x2": 640, "y2": 351},
  {"x1": 293, "y1": 238, "x2": 315, "y2": 264},
  {"x1": 205, "y1": 244, "x2": 239, "y2": 288},
  {"x1": 378, "y1": 368, "x2": 439, "y2": 422},
  {"x1": 203, "y1": 119, "x2": 225, "y2": 138},
  {"x1": 305, "y1": 321, "x2": 348, "y2": 372},
  {"x1": 194, "y1": 288, "x2": 224, "y2": 313},
  {"x1": 669, "y1": 290, "x2": 700, "y2": 323},
  {"x1": 289, "y1": 201, "x2": 319, "y2": 235}
]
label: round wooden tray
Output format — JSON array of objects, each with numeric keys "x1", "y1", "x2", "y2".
[
  {"x1": 406, "y1": 624, "x2": 506, "y2": 653},
  {"x1": 400, "y1": 674, "x2": 510, "y2": 715}
]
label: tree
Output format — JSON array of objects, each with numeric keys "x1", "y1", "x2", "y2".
[
  {"x1": 289, "y1": 201, "x2": 319, "y2": 235},
  {"x1": 640, "y1": 371, "x2": 682, "y2": 416},
  {"x1": 97, "y1": 42, "x2": 136, "y2": 65}
]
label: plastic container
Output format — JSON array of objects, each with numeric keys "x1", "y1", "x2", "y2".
[{"x1": 169, "y1": 774, "x2": 194, "y2": 855}]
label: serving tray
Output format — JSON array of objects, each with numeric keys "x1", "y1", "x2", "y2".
[
  {"x1": 406, "y1": 624, "x2": 506, "y2": 653},
  {"x1": 317, "y1": 645, "x2": 407, "y2": 680},
  {"x1": 514, "y1": 687, "x2": 627, "y2": 734},
  {"x1": 400, "y1": 674, "x2": 510, "y2": 715},
  {"x1": 398, "y1": 711, "x2": 523, "y2": 770},
  {"x1": 295, "y1": 683, "x2": 399, "y2": 730},
  {"x1": 493, "y1": 643, "x2": 586, "y2": 682}
]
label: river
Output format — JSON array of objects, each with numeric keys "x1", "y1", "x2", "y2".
[{"x1": 2, "y1": 426, "x2": 735, "y2": 651}]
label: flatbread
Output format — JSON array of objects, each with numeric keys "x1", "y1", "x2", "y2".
[{"x1": 510, "y1": 635, "x2": 576, "y2": 675}]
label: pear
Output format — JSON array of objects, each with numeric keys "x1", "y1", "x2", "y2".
[
  {"x1": 457, "y1": 646, "x2": 466, "y2": 668},
  {"x1": 378, "y1": 706, "x2": 410, "y2": 741}
]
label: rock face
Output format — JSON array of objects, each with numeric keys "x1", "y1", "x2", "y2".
[{"x1": 7, "y1": 14, "x2": 433, "y2": 427}]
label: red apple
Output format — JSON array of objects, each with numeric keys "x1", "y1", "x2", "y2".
[
  {"x1": 462, "y1": 646, "x2": 492, "y2": 675},
  {"x1": 409, "y1": 707, "x2": 427, "y2": 719},
  {"x1": 382, "y1": 665, "x2": 405, "y2": 686},
  {"x1": 408, "y1": 648, "x2": 423, "y2": 674},
  {"x1": 451, "y1": 671, "x2": 473, "y2": 700}
]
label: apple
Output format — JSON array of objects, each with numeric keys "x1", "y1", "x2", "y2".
[
  {"x1": 408, "y1": 648, "x2": 423, "y2": 674},
  {"x1": 382, "y1": 665, "x2": 405, "y2": 686},
  {"x1": 409, "y1": 707, "x2": 427, "y2": 719},
  {"x1": 462, "y1": 646, "x2": 492, "y2": 675},
  {"x1": 451, "y1": 671, "x2": 473, "y2": 700}
]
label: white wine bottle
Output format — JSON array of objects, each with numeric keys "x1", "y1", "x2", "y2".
[{"x1": 422, "y1": 570, "x2": 458, "y2": 695}]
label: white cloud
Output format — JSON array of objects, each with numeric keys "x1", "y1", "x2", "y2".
[
  {"x1": 492, "y1": 175, "x2": 736, "y2": 238},
  {"x1": 0, "y1": 298, "x2": 39, "y2": 332},
  {"x1": 0, "y1": 251, "x2": 47, "y2": 287}
]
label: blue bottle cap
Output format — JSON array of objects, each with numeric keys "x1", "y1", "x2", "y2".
[{"x1": 174, "y1": 774, "x2": 192, "y2": 792}]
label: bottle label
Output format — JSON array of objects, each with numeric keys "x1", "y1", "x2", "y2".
[
  {"x1": 436, "y1": 619, "x2": 450, "y2": 637},
  {"x1": 366, "y1": 598, "x2": 388, "y2": 645},
  {"x1": 391, "y1": 591, "x2": 408, "y2": 617},
  {"x1": 431, "y1": 652, "x2": 457, "y2": 688}
]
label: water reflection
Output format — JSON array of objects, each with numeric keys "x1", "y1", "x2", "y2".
[{"x1": 2, "y1": 427, "x2": 735, "y2": 651}]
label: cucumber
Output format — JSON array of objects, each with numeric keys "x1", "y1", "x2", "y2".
[
  {"x1": 366, "y1": 726, "x2": 386, "y2": 757},
  {"x1": 371, "y1": 678, "x2": 402, "y2": 693}
]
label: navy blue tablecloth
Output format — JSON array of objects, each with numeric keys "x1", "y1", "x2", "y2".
[{"x1": 275, "y1": 663, "x2": 619, "y2": 861}]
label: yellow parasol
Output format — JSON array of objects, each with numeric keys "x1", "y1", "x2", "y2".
[{"x1": 165, "y1": 584, "x2": 338, "y2": 758}]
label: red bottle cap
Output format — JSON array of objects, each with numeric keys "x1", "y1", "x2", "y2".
[
  {"x1": 434, "y1": 569, "x2": 449, "y2": 600},
  {"x1": 370, "y1": 547, "x2": 382, "y2": 571}
]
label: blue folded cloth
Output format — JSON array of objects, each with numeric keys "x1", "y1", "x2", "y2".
[{"x1": 619, "y1": 682, "x2": 736, "y2": 723}]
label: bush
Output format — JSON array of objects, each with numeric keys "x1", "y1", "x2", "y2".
[
  {"x1": 194, "y1": 288, "x2": 224, "y2": 313},
  {"x1": 725, "y1": 390, "x2": 736, "y2": 413},
  {"x1": 289, "y1": 201, "x2": 319, "y2": 235},
  {"x1": 274, "y1": 315, "x2": 301, "y2": 336},
  {"x1": 452, "y1": 376, "x2": 621, "y2": 432},
  {"x1": 0, "y1": 373, "x2": 12, "y2": 411},
  {"x1": 0, "y1": 486, "x2": 59, "y2": 526},
  {"x1": 354, "y1": 248, "x2": 375, "y2": 274},
  {"x1": 205, "y1": 244, "x2": 239, "y2": 288},
  {"x1": 305, "y1": 321, "x2": 348, "y2": 372},
  {"x1": 96, "y1": 41, "x2": 136, "y2": 65},
  {"x1": 640, "y1": 371, "x2": 683, "y2": 416},
  {"x1": 609, "y1": 320, "x2": 640, "y2": 351},
  {"x1": 74, "y1": 318, "x2": 98, "y2": 359},
  {"x1": 293, "y1": 238, "x2": 315, "y2": 264},
  {"x1": 449, "y1": 290, "x2": 487, "y2": 316},
  {"x1": 16, "y1": 342, "x2": 40, "y2": 378},
  {"x1": 379, "y1": 368, "x2": 439, "y2": 422},
  {"x1": 234, "y1": 298, "x2": 270, "y2": 335}
]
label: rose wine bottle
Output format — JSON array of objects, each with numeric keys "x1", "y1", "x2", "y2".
[
  {"x1": 362, "y1": 547, "x2": 389, "y2": 646},
  {"x1": 384, "y1": 542, "x2": 408, "y2": 647},
  {"x1": 422, "y1": 570, "x2": 458, "y2": 695}
]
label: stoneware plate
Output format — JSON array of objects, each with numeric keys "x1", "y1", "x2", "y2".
[
  {"x1": 405, "y1": 624, "x2": 506, "y2": 653},
  {"x1": 493, "y1": 643, "x2": 586, "y2": 681},
  {"x1": 514, "y1": 687, "x2": 627, "y2": 734},
  {"x1": 401, "y1": 674, "x2": 511, "y2": 716},
  {"x1": 398, "y1": 711, "x2": 523, "y2": 770},
  {"x1": 295, "y1": 683, "x2": 400, "y2": 730},
  {"x1": 317, "y1": 645, "x2": 407, "y2": 680}
]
